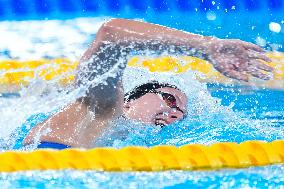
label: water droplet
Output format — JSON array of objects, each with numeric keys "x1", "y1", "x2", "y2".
[
  {"x1": 269, "y1": 22, "x2": 281, "y2": 33},
  {"x1": 255, "y1": 36, "x2": 266, "y2": 47},
  {"x1": 206, "y1": 11, "x2": 216, "y2": 21}
]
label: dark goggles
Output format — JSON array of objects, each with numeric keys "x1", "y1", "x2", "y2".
[
  {"x1": 149, "y1": 90, "x2": 186, "y2": 117},
  {"x1": 124, "y1": 81, "x2": 187, "y2": 123}
]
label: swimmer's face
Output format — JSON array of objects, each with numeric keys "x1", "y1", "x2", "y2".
[{"x1": 123, "y1": 87, "x2": 187, "y2": 127}]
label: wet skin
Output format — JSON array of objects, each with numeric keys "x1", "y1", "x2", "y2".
[
  {"x1": 123, "y1": 87, "x2": 187, "y2": 126},
  {"x1": 23, "y1": 18, "x2": 273, "y2": 148}
]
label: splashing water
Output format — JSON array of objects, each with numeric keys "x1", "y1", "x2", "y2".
[
  {"x1": 0, "y1": 17, "x2": 284, "y2": 189},
  {"x1": 101, "y1": 66, "x2": 283, "y2": 148},
  {"x1": 0, "y1": 18, "x2": 283, "y2": 151}
]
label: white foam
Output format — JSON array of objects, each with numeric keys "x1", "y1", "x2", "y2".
[
  {"x1": 0, "y1": 18, "x2": 282, "y2": 149},
  {"x1": 0, "y1": 17, "x2": 108, "y2": 60}
]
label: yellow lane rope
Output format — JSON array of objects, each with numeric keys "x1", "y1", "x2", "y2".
[
  {"x1": 0, "y1": 140, "x2": 283, "y2": 172},
  {"x1": 0, "y1": 52, "x2": 283, "y2": 92},
  {"x1": 128, "y1": 52, "x2": 284, "y2": 89}
]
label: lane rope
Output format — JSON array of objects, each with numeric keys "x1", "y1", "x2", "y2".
[
  {"x1": 0, "y1": 54, "x2": 283, "y2": 172},
  {"x1": 0, "y1": 52, "x2": 283, "y2": 92},
  {"x1": 0, "y1": 140, "x2": 283, "y2": 172}
]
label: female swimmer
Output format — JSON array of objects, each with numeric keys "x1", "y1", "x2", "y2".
[{"x1": 23, "y1": 18, "x2": 273, "y2": 149}]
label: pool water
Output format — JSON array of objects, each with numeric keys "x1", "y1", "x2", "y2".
[
  {"x1": 0, "y1": 165, "x2": 284, "y2": 189},
  {"x1": 0, "y1": 17, "x2": 283, "y2": 188}
]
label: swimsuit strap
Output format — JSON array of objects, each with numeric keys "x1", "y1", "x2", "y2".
[{"x1": 37, "y1": 141, "x2": 71, "y2": 150}]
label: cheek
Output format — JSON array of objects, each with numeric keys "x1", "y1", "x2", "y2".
[
  {"x1": 130, "y1": 102, "x2": 155, "y2": 118},
  {"x1": 128, "y1": 98, "x2": 162, "y2": 122}
]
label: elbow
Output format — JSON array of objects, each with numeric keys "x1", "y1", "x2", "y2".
[
  {"x1": 95, "y1": 23, "x2": 113, "y2": 42},
  {"x1": 104, "y1": 18, "x2": 127, "y2": 28},
  {"x1": 96, "y1": 18, "x2": 124, "y2": 42}
]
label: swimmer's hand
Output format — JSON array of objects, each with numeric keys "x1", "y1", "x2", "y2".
[{"x1": 206, "y1": 39, "x2": 273, "y2": 82}]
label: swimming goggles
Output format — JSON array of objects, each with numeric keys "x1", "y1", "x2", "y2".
[{"x1": 149, "y1": 90, "x2": 186, "y2": 118}]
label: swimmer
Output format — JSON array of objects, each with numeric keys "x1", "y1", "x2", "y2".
[{"x1": 23, "y1": 18, "x2": 273, "y2": 149}]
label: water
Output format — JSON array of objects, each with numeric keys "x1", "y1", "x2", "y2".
[
  {"x1": 0, "y1": 165, "x2": 284, "y2": 188},
  {"x1": 0, "y1": 17, "x2": 283, "y2": 188}
]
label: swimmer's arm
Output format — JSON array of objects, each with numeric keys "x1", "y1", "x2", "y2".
[
  {"x1": 82, "y1": 18, "x2": 272, "y2": 81},
  {"x1": 80, "y1": 18, "x2": 212, "y2": 61},
  {"x1": 78, "y1": 18, "x2": 273, "y2": 118},
  {"x1": 78, "y1": 18, "x2": 211, "y2": 120}
]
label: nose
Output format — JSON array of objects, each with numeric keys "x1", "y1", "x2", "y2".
[{"x1": 165, "y1": 109, "x2": 184, "y2": 124}]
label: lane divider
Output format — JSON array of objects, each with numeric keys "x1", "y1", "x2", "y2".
[
  {"x1": 0, "y1": 140, "x2": 283, "y2": 172},
  {"x1": 0, "y1": 52, "x2": 283, "y2": 93}
]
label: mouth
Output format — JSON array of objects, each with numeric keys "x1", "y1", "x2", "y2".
[{"x1": 154, "y1": 118, "x2": 168, "y2": 128}]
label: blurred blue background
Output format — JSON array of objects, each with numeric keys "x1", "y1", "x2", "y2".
[{"x1": 0, "y1": 0, "x2": 283, "y2": 51}]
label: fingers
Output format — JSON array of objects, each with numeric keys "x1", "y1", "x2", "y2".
[
  {"x1": 247, "y1": 50, "x2": 272, "y2": 62},
  {"x1": 245, "y1": 49, "x2": 274, "y2": 79},
  {"x1": 249, "y1": 60, "x2": 274, "y2": 72},
  {"x1": 257, "y1": 63, "x2": 274, "y2": 72},
  {"x1": 225, "y1": 69, "x2": 249, "y2": 82},
  {"x1": 214, "y1": 60, "x2": 273, "y2": 82},
  {"x1": 210, "y1": 39, "x2": 273, "y2": 82},
  {"x1": 240, "y1": 41, "x2": 265, "y2": 52},
  {"x1": 247, "y1": 60, "x2": 273, "y2": 80},
  {"x1": 247, "y1": 66, "x2": 272, "y2": 80},
  {"x1": 228, "y1": 39, "x2": 265, "y2": 52},
  {"x1": 216, "y1": 64, "x2": 249, "y2": 81}
]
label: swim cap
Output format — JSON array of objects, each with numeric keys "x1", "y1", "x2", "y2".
[{"x1": 124, "y1": 81, "x2": 179, "y2": 102}]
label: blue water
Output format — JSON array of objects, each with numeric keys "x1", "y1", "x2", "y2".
[
  {"x1": 0, "y1": 0, "x2": 283, "y2": 51},
  {"x1": 2, "y1": 83, "x2": 283, "y2": 188},
  {"x1": 0, "y1": 0, "x2": 284, "y2": 188},
  {"x1": 8, "y1": 83, "x2": 283, "y2": 150},
  {"x1": 0, "y1": 165, "x2": 283, "y2": 188}
]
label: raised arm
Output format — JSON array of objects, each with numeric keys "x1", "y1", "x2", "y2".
[
  {"x1": 77, "y1": 18, "x2": 273, "y2": 119},
  {"x1": 80, "y1": 18, "x2": 212, "y2": 62},
  {"x1": 81, "y1": 18, "x2": 273, "y2": 81}
]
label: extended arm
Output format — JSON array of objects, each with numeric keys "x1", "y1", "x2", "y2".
[
  {"x1": 81, "y1": 18, "x2": 272, "y2": 80},
  {"x1": 80, "y1": 18, "x2": 214, "y2": 62},
  {"x1": 23, "y1": 18, "x2": 273, "y2": 148},
  {"x1": 77, "y1": 18, "x2": 273, "y2": 118},
  {"x1": 76, "y1": 18, "x2": 214, "y2": 119}
]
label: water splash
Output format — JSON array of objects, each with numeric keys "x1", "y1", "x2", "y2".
[
  {"x1": 0, "y1": 18, "x2": 283, "y2": 150},
  {"x1": 92, "y1": 65, "x2": 283, "y2": 147}
]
